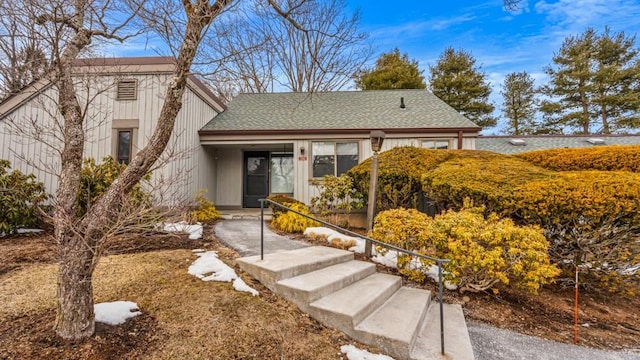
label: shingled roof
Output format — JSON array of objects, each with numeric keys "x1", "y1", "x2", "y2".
[
  {"x1": 476, "y1": 135, "x2": 640, "y2": 154},
  {"x1": 199, "y1": 89, "x2": 480, "y2": 134}
]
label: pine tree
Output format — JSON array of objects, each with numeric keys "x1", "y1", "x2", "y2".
[
  {"x1": 542, "y1": 27, "x2": 640, "y2": 134},
  {"x1": 501, "y1": 71, "x2": 538, "y2": 135},
  {"x1": 355, "y1": 48, "x2": 426, "y2": 90},
  {"x1": 429, "y1": 47, "x2": 496, "y2": 127},
  {"x1": 592, "y1": 28, "x2": 640, "y2": 133}
]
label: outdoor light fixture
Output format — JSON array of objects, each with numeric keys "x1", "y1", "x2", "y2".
[
  {"x1": 370, "y1": 130, "x2": 386, "y2": 153},
  {"x1": 365, "y1": 130, "x2": 386, "y2": 257},
  {"x1": 300, "y1": 146, "x2": 305, "y2": 155}
]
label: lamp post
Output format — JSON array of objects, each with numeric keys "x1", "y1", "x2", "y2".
[{"x1": 365, "y1": 130, "x2": 385, "y2": 257}]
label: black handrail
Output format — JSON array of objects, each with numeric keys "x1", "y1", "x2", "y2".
[{"x1": 259, "y1": 198, "x2": 450, "y2": 356}]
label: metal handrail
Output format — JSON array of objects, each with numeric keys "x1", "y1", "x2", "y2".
[{"x1": 259, "y1": 198, "x2": 451, "y2": 356}]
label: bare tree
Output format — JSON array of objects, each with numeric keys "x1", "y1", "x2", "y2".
[
  {"x1": 0, "y1": 1, "x2": 49, "y2": 98},
  {"x1": 203, "y1": 0, "x2": 372, "y2": 98},
  {"x1": 0, "y1": 0, "x2": 332, "y2": 341}
]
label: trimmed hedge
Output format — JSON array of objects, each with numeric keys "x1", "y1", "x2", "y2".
[
  {"x1": 347, "y1": 146, "x2": 456, "y2": 210},
  {"x1": 421, "y1": 152, "x2": 554, "y2": 215},
  {"x1": 517, "y1": 145, "x2": 640, "y2": 172}
]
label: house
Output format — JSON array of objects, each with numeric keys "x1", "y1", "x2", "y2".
[
  {"x1": 476, "y1": 134, "x2": 640, "y2": 154},
  {"x1": 0, "y1": 57, "x2": 481, "y2": 208},
  {"x1": 198, "y1": 90, "x2": 481, "y2": 208},
  {"x1": 0, "y1": 57, "x2": 226, "y2": 204}
]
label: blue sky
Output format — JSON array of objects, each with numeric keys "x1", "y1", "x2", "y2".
[
  {"x1": 103, "y1": 0, "x2": 639, "y2": 132},
  {"x1": 345, "y1": 0, "x2": 640, "y2": 131}
]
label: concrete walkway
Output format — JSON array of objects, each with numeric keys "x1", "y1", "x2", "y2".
[
  {"x1": 214, "y1": 219, "x2": 640, "y2": 360},
  {"x1": 213, "y1": 219, "x2": 309, "y2": 256}
]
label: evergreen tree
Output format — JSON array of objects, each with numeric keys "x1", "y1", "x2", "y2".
[
  {"x1": 501, "y1": 71, "x2": 538, "y2": 135},
  {"x1": 592, "y1": 28, "x2": 640, "y2": 133},
  {"x1": 429, "y1": 47, "x2": 496, "y2": 127},
  {"x1": 355, "y1": 48, "x2": 426, "y2": 90},
  {"x1": 542, "y1": 27, "x2": 640, "y2": 134}
]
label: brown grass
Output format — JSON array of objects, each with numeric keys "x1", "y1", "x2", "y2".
[{"x1": 0, "y1": 245, "x2": 375, "y2": 359}]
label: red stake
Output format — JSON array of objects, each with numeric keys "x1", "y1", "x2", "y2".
[{"x1": 574, "y1": 266, "x2": 579, "y2": 345}]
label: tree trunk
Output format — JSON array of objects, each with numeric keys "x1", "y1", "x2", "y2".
[
  {"x1": 601, "y1": 106, "x2": 610, "y2": 134},
  {"x1": 55, "y1": 232, "x2": 95, "y2": 340}
]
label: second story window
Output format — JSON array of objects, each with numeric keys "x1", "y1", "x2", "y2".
[{"x1": 116, "y1": 130, "x2": 132, "y2": 164}]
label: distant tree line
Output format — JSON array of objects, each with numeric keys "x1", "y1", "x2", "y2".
[{"x1": 355, "y1": 27, "x2": 640, "y2": 135}]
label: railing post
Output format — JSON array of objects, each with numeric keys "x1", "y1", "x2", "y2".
[
  {"x1": 260, "y1": 199, "x2": 264, "y2": 260},
  {"x1": 438, "y1": 261, "x2": 445, "y2": 355}
]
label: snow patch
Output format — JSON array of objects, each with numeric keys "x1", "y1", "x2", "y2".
[
  {"x1": 94, "y1": 301, "x2": 141, "y2": 325},
  {"x1": 233, "y1": 277, "x2": 259, "y2": 296},
  {"x1": 163, "y1": 221, "x2": 203, "y2": 239},
  {"x1": 188, "y1": 251, "x2": 259, "y2": 296},
  {"x1": 340, "y1": 344, "x2": 395, "y2": 360},
  {"x1": 305, "y1": 226, "x2": 457, "y2": 290}
]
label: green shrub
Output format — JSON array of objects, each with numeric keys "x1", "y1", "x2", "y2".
[
  {"x1": 0, "y1": 160, "x2": 48, "y2": 235},
  {"x1": 348, "y1": 146, "x2": 455, "y2": 211},
  {"x1": 271, "y1": 203, "x2": 320, "y2": 233},
  {"x1": 190, "y1": 190, "x2": 221, "y2": 223},
  {"x1": 517, "y1": 145, "x2": 640, "y2": 172},
  {"x1": 266, "y1": 194, "x2": 304, "y2": 219},
  {"x1": 78, "y1": 156, "x2": 151, "y2": 217},
  {"x1": 371, "y1": 205, "x2": 559, "y2": 294},
  {"x1": 310, "y1": 174, "x2": 364, "y2": 225},
  {"x1": 421, "y1": 152, "x2": 554, "y2": 215}
]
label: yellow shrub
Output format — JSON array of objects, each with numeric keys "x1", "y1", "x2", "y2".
[
  {"x1": 517, "y1": 145, "x2": 640, "y2": 172},
  {"x1": 422, "y1": 154, "x2": 554, "y2": 215},
  {"x1": 371, "y1": 206, "x2": 559, "y2": 294},
  {"x1": 513, "y1": 171, "x2": 640, "y2": 295},
  {"x1": 190, "y1": 190, "x2": 221, "y2": 223},
  {"x1": 271, "y1": 203, "x2": 320, "y2": 233}
]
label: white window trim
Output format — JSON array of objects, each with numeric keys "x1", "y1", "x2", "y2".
[{"x1": 310, "y1": 140, "x2": 360, "y2": 178}]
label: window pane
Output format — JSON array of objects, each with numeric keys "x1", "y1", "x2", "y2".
[
  {"x1": 422, "y1": 140, "x2": 449, "y2": 150},
  {"x1": 312, "y1": 142, "x2": 335, "y2": 177},
  {"x1": 246, "y1": 157, "x2": 267, "y2": 175},
  {"x1": 271, "y1": 156, "x2": 294, "y2": 193},
  {"x1": 336, "y1": 142, "x2": 358, "y2": 175},
  {"x1": 117, "y1": 130, "x2": 131, "y2": 164}
]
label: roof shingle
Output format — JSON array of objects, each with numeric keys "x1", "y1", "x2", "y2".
[{"x1": 200, "y1": 89, "x2": 479, "y2": 132}]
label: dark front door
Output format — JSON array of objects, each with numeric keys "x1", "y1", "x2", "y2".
[{"x1": 243, "y1": 151, "x2": 269, "y2": 208}]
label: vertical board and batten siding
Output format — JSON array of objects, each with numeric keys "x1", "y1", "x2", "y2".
[
  {"x1": 214, "y1": 148, "x2": 243, "y2": 206},
  {"x1": 0, "y1": 84, "x2": 62, "y2": 195},
  {"x1": 0, "y1": 72, "x2": 220, "y2": 205}
]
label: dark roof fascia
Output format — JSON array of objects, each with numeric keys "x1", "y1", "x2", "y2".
[
  {"x1": 198, "y1": 127, "x2": 482, "y2": 136},
  {"x1": 479, "y1": 134, "x2": 640, "y2": 139}
]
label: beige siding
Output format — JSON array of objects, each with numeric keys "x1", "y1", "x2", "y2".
[
  {"x1": 0, "y1": 72, "x2": 220, "y2": 204},
  {"x1": 214, "y1": 148, "x2": 242, "y2": 207}
]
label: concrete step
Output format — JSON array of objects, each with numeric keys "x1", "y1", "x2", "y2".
[
  {"x1": 410, "y1": 302, "x2": 474, "y2": 360},
  {"x1": 354, "y1": 287, "x2": 431, "y2": 360},
  {"x1": 309, "y1": 273, "x2": 401, "y2": 333},
  {"x1": 236, "y1": 246, "x2": 353, "y2": 292},
  {"x1": 276, "y1": 260, "x2": 377, "y2": 310}
]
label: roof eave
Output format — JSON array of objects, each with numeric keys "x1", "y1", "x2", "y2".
[{"x1": 198, "y1": 127, "x2": 482, "y2": 136}]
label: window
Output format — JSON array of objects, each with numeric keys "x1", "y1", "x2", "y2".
[
  {"x1": 270, "y1": 154, "x2": 294, "y2": 193},
  {"x1": 116, "y1": 130, "x2": 132, "y2": 164},
  {"x1": 422, "y1": 140, "x2": 450, "y2": 149},
  {"x1": 116, "y1": 79, "x2": 137, "y2": 100},
  {"x1": 312, "y1": 141, "x2": 358, "y2": 177},
  {"x1": 112, "y1": 119, "x2": 138, "y2": 164}
]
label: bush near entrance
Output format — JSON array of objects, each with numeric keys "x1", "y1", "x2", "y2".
[{"x1": 370, "y1": 205, "x2": 559, "y2": 294}]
